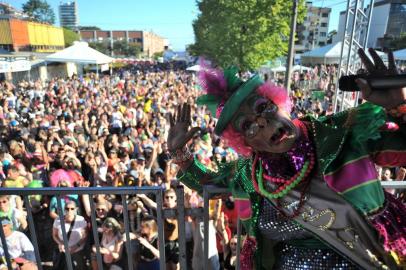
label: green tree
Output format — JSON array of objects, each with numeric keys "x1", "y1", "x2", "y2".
[
  {"x1": 189, "y1": 0, "x2": 305, "y2": 71},
  {"x1": 152, "y1": 51, "x2": 164, "y2": 60},
  {"x1": 126, "y1": 43, "x2": 142, "y2": 57},
  {"x1": 22, "y1": 0, "x2": 55, "y2": 24},
  {"x1": 88, "y1": 41, "x2": 110, "y2": 55},
  {"x1": 63, "y1": 27, "x2": 80, "y2": 47},
  {"x1": 78, "y1": 26, "x2": 101, "y2": 30},
  {"x1": 112, "y1": 40, "x2": 141, "y2": 57}
]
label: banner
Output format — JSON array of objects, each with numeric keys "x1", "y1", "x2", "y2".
[
  {"x1": 10, "y1": 60, "x2": 31, "y2": 72},
  {"x1": 0, "y1": 61, "x2": 10, "y2": 73},
  {"x1": 100, "y1": 64, "x2": 109, "y2": 72},
  {"x1": 0, "y1": 59, "x2": 31, "y2": 73}
]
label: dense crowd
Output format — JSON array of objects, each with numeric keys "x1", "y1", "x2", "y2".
[{"x1": 0, "y1": 61, "x2": 404, "y2": 270}]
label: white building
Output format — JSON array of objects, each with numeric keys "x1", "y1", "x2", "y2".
[
  {"x1": 333, "y1": 0, "x2": 406, "y2": 49},
  {"x1": 59, "y1": 1, "x2": 79, "y2": 30},
  {"x1": 295, "y1": 1, "x2": 331, "y2": 53}
]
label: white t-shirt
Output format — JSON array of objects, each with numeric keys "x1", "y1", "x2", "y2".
[
  {"x1": 53, "y1": 215, "x2": 87, "y2": 249},
  {"x1": 0, "y1": 231, "x2": 34, "y2": 259},
  {"x1": 111, "y1": 111, "x2": 123, "y2": 128}
]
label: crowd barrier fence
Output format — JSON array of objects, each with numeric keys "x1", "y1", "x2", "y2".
[{"x1": 0, "y1": 181, "x2": 404, "y2": 270}]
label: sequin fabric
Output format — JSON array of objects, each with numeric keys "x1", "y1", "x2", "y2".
[
  {"x1": 273, "y1": 243, "x2": 359, "y2": 270},
  {"x1": 258, "y1": 199, "x2": 311, "y2": 241},
  {"x1": 259, "y1": 200, "x2": 359, "y2": 269}
]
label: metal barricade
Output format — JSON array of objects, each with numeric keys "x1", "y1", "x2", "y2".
[
  {"x1": 0, "y1": 187, "x2": 166, "y2": 270},
  {"x1": 0, "y1": 181, "x2": 404, "y2": 270}
]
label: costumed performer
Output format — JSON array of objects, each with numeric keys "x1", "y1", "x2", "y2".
[{"x1": 167, "y1": 48, "x2": 406, "y2": 270}]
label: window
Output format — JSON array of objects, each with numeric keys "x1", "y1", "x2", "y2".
[
  {"x1": 320, "y1": 32, "x2": 327, "y2": 37},
  {"x1": 322, "y1": 13, "x2": 329, "y2": 17},
  {"x1": 321, "y1": 23, "x2": 328, "y2": 27},
  {"x1": 319, "y1": 42, "x2": 325, "y2": 46}
]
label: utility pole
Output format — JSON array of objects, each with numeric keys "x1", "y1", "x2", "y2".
[{"x1": 284, "y1": 0, "x2": 299, "y2": 94}]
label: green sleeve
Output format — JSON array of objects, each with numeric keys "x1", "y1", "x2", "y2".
[
  {"x1": 322, "y1": 102, "x2": 406, "y2": 166},
  {"x1": 177, "y1": 157, "x2": 237, "y2": 194}
]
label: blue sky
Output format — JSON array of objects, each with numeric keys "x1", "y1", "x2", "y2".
[{"x1": 6, "y1": 0, "x2": 347, "y2": 51}]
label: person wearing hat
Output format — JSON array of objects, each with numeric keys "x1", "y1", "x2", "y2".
[
  {"x1": 0, "y1": 217, "x2": 37, "y2": 270},
  {"x1": 168, "y1": 50, "x2": 406, "y2": 269}
]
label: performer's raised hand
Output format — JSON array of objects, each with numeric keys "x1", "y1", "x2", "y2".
[
  {"x1": 167, "y1": 103, "x2": 200, "y2": 152},
  {"x1": 356, "y1": 48, "x2": 406, "y2": 109}
]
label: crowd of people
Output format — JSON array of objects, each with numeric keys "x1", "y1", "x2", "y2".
[{"x1": 0, "y1": 60, "x2": 403, "y2": 270}]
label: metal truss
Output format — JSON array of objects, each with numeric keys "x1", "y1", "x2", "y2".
[{"x1": 334, "y1": 0, "x2": 375, "y2": 112}]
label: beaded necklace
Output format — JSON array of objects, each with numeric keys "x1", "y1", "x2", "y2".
[{"x1": 251, "y1": 120, "x2": 315, "y2": 218}]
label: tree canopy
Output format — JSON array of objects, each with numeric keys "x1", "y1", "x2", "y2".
[
  {"x1": 78, "y1": 26, "x2": 101, "y2": 31},
  {"x1": 89, "y1": 40, "x2": 142, "y2": 57},
  {"x1": 63, "y1": 28, "x2": 80, "y2": 47},
  {"x1": 188, "y1": 0, "x2": 305, "y2": 71},
  {"x1": 22, "y1": 0, "x2": 55, "y2": 25}
]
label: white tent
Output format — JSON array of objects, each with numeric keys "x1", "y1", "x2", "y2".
[
  {"x1": 46, "y1": 41, "x2": 113, "y2": 64},
  {"x1": 270, "y1": 66, "x2": 286, "y2": 72},
  {"x1": 301, "y1": 42, "x2": 386, "y2": 65},
  {"x1": 266, "y1": 65, "x2": 310, "y2": 73},
  {"x1": 186, "y1": 64, "x2": 201, "y2": 72},
  {"x1": 292, "y1": 65, "x2": 311, "y2": 72},
  {"x1": 394, "y1": 48, "x2": 406, "y2": 61}
]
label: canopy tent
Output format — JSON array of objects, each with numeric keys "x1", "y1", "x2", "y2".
[
  {"x1": 186, "y1": 64, "x2": 201, "y2": 72},
  {"x1": 270, "y1": 66, "x2": 286, "y2": 72},
  {"x1": 265, "y1": 65, "x2": 310, "y2": 73},
  {"x1": 46, "y1": 41, "x2": 113, "y2": 64},
  {"x1": 394, "y1": 48, "x2": 406, "y2": 61},
  {"x1": 301, "y1": 42, "x2": 386, "y2": 65},
  {"x1": 292, "y1": 65, "x2": 311, "y2": 72}
]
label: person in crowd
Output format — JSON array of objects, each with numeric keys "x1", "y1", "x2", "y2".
[
  {"x1": 3, "y1": 163, "x2": 29, "y2": 188},
  {"x1": 163, "y1": 188, "x2": 180, "y2": 270},
  {"x1": 0, "y1": 217, "x2": 37, "y2": 270},
  {"x1": 91, "y1": 217, "x2": 124, "y2": 270},
  {"x1": 0, "y1": 195, "x2": 27, "y2": 232},
  {"x1": 136, "y1": 216, "x2": 160, "y2": 270},
  {"x1": 168, "y1": 50, "x2": 406, "y2": 269},
  {"x1": 52, "y1": 200, "x2": 88, "y2": 269},
  {"x1": 49, "y1": 180, "x2": 80, "y2": 220},
  {"x1": 223, "y1": 235, "x2": 239, "y2": 270}
]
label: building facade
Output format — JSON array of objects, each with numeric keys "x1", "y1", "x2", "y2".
[
  {"x1": 334, "y1": 0, "x2": 406, "y2": 49},
  {"x1": 59, "y1": 1, "x2": 79, "y2": 30},
  {"x1": 295, "y1": 1, "x2": 331, "y2": 53},
  {"x1": 78, "y1": 30, "x2": 166, "y2": 57},
  {"x1": 0, "y1": 18, "x2": 64, "y2": 52}
]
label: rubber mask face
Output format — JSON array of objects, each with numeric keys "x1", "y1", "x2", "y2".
[{"x1": 232, "y1": 93, "x2": 298, "y2": 154}]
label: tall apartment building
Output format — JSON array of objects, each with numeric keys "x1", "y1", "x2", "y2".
[
  {"x1": 333, "y1": 0, "x2": 406, "y2": 49},
  {"x1": 295, "y1": 1, "x2": 331, "y2": 53},
  {"x1": 59, "y1": 1, "x2": 78, "y2": 30},
  {"x1": 78, "y1": 30, "x2": 166, "y2": 57}
]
